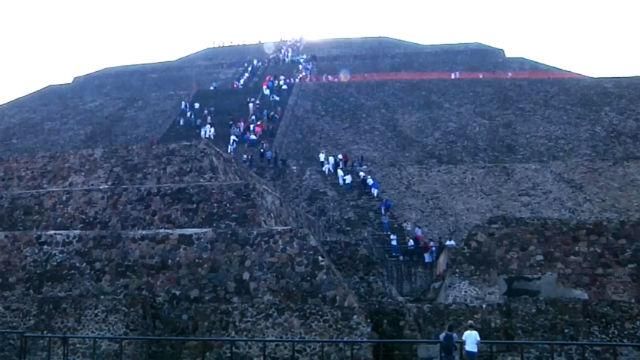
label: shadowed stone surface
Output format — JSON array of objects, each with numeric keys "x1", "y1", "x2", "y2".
[
  {"x1": 0, "y1": 143, "x2": 242, "y2": 191},
  {"x1": 0, "y1": 228, "x2": 370, "y2": 358},
  {"x1": 0, "y1": 142, "x2": 372, "y2": 359}
]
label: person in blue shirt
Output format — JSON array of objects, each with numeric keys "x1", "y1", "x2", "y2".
[
  {"x1": 371, "y1": 181, "x2": 380, "y2": 197},
  {"x1": 382, "y1": 214, "x2": 390, "y2": 234},
  {"x1": 381, "y1": 198, "x2": 393, "y2": 215}
]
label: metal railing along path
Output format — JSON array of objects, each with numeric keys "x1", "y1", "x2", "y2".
[{"x1": 1, "y1": 331, "x2": 639, "y2": 360}]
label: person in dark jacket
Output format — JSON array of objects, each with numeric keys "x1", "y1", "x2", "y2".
[{"x1": 439, "y1": 324, "x2": 459, "y2": 360}]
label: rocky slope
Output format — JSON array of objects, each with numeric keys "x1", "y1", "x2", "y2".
[
  {"x1": 273, "y1": 74, "x2": 640, "y2": 354},
  {"x1": 1, "y1": 37, "x2": 639, "y2": 359},
  {"x1": 0, "y1": 143, "x2": 371, "y2": 359},
  {"x1": 276, "y1": 79, "x2": 640, "y2": 238}
]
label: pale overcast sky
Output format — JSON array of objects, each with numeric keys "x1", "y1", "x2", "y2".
[{"x1": 1, "y1": 0, "x2": 638, "y2": 104}]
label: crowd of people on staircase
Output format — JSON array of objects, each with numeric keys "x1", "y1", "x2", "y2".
[
  {"x1": 173, "y1": 37, "x2": 456, "y2": 279},
  {"x1": 226, "y1": 42, "x2": 316, "y2": 163},
  {"x1": 166, "y1": 38, "x2": 488, "y2": 358},
  {"x1": 178, "y1": 100, "x2": 217, "y2": 141},
  {"x1": 269, "y1": 38, "x2": 304, "y2": 65},
  {"x1": 226, "y1": 96, "x2": 283, "y2": 156},
  {"x1": 234, "y1": 59, "x2": 263, "y2": 89},
  {"x1": 317, "y1": 149, "x2": 456, "y2": 277},
  {"x1": 173, "y1": 38, "x2": 316, "y2": 174}
]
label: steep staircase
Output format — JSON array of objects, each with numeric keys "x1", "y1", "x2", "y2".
[
  {"x1": 155, "y1": 45, "x2": 436, "y2": 300},
  {"x1": 327, "y1": 171, "x2": 435, "y2": 298},
  {"x1": 159, "y1": 88, "x2": 251, "y2": 145},
  {"x1": 159, "y1": 58, "x2": 298, "y2": 150}
]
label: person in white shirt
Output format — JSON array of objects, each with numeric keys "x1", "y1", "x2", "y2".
[
  {"x1": 462, "y1": 321, "x2": 481, "y2": 360},
  {"x1": 344, "y1": 173, "x2": 353, "y2": 190},
  {"x1": 206, "y1": 124, "x2": 215, "y2": 139},
  {"x1": 390, "y1": 234, "x2": 399, "y2": 257},
  {"x1": 318, "y1": 151, "x2": 326, "y2": 167},
  {"x1": 445, "y1": 239, "x2": 457, "y2": 248},
  {"x1": 229, "y1": 134, "x2": 238, "y2": 145},
  {"x1": 337, "y1": 168, "x2": 344, "y2": 186},
  {"x1": 228, "y1": 135, "x2": 238, "y2": 153},
  {"x1": 327, "y1": 156, "x2": 335, "y2": 173}
]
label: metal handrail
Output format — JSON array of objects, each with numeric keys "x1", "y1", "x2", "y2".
[
  {"x1": 10, "y1": 333, "x2": 640, "y2": 347},
  {"x1": 3, "y1": 331, "x2": 639, "y2": 360}
]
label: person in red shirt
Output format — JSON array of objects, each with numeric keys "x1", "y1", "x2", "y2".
[
  {"x1": 255, "y1": 122, "x2": 264, "y2": 137},
  {"x1": 342, "y1": 153, "x2": 349, "y2": 168}
]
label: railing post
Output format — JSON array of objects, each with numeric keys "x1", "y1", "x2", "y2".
[
  {"x1": 612, "y1": 346, "x2": 618, "y2": 360},
  {"x1": 230, "y1": 341, "x2": 234, "y2": 360},
  {"x1": 62, "y1": 336, "x2": 69, "y2": 360},
  {"x1": 262, "y1": 341, "x2": 266, "y2": 360},
  {"x1": 581, "y1": 344, "x2": 586, "y2": 360},
  {"x1": 489, "y1": 343, "x2": 494, "y2": 360},
  {"x1": 119, "y1": 339, "x2": 124, "y2": 360},
  {"x1": 550, "y1": 344, "x2": 555, "y2": 360},
  {"x1": 290, "y1": 342, "x2": 295, "y2": 360},
  {"x1": 47, "y1": 337, "x2": 52, "y2": 360},
  {"x1": 202, "y1": 340, "x2": 208, "y2": 360},
  {"x1": 350, "y1": 343, "x2": 354, "y2": 360},
  {"x1": 92, "y1": 338, "x2": 97, "y2": 360},
  {"x1": 520, "y1": 343, "x2": 524, "y2": 360},
  {"x1": 321, "y1": 343, "x2": 325, "y2": 360},
  {"x1": 19, "y1": 334, "x2": 27, "y2": 360}
]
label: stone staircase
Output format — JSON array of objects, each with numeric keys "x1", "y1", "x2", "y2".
[
  {"x1": 345, "y1": 179, "x2": 435, "y2": 299},
  {"x1": 159, "y1": 88, "x2": 251, "y2": 145},
  {"x1": 282, "y1": 164, "x2": 435, "y2": 300},
  {"x1": 158, "y1": 58, "x2": 299, "y2": 152}
]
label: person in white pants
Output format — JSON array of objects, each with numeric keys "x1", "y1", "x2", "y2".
[
  {"x1": 248, "y1": 99, "x2": 254, "y2": 116},
  {"x1": 322, "y1": 162, "x2": 331, "y2": 175},
  {"x1": 228, "y1": 135, "x2": 238, "y2": 153},
  {"x1": 328, "y1": 156, "x2": 335, "y2": 173}
]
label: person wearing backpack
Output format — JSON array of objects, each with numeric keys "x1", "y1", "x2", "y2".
[{"x1": 439, "y1": 324, "x2": 458, "y2": 360}]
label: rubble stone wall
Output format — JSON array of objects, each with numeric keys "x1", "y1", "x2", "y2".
[{"x1": 0, "y1": 228, "x2": 371, "y2": 358}]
